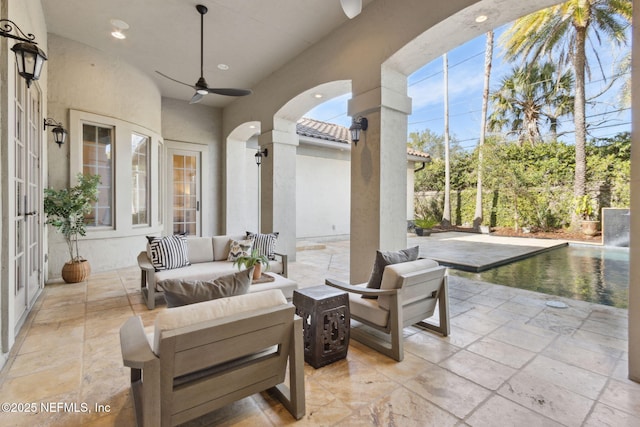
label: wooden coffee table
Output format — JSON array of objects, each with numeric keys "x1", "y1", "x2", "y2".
[{"x1": 292, "y1": 285, "x2": 350, "y2": 368}]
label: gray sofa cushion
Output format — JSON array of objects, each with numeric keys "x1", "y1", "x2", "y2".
[{"x1": 160, "y1": 268, "x2": 253, "y2": 307}]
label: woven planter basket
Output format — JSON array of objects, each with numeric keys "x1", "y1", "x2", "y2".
[{"x1": 61, "y1": 259, "x2": 91, "y2": 283}]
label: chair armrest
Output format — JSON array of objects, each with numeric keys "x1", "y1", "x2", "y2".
[
  {"x1": 325, "y1": 278, "x2": 398, "y2": 296},
  {"x1": 137, "y1": 251, "x2": 154, "y2": 271},
  {"x1": 120, "y1": 316, "x2": 156, "y2": 369},
  {"x1": 274, "y1": 252, "x2": 288, "y2": 277}
]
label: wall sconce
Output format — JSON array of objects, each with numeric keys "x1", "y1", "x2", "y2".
[
  {"x1": 43, "y1": 118, "x2": 68, "y2": 148},
  {"x1": 349, "y1": 116, "x2": 368, "y2": 146},
  {"x1": 0, "y1": 19, "x2": 47, "y2": 87},
  {"x1": 254, "y1": 148, "x2": 268, "y2": 166}
]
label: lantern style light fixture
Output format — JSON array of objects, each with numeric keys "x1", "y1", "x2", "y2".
[
  {"x1": 254, "y1": 148, "x2": 268, "y2": 166},
  {"x1": 43, "y1": 118, "x2": 68, "y2": 148},
  {"x1": 0, "y1": 19, "x2": 47, "y2": 87},
  {"x1": 349, "y1": 116, "x2": 368, "y2": 146}
]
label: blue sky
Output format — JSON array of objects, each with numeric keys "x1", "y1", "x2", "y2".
[{"x1": 306, "y1": 24, "x2": 631, "y2": 151}]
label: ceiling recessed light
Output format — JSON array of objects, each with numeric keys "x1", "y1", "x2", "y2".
[
  {"x1": 313, "y1": 93, "x2": 323, "y2": 99},
  {"x1": 217, "y1": 63, "x2": 229, "y2": 71},
  {"x1": 110, "y1": 18, "x2": 129, "y2": 39},
  {"x1": 475, "y1": 15, "x2": 488, "y2": 23}
]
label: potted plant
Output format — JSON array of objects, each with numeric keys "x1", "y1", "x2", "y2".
[
  {"x1": 575, "y1": 195, "x2": 599, "y2": 236},
  {"x1": 44, "y1": 173, "x2": 100, "y2": 283},
  {"x1": 414, "y1": 218, "x2": 438, "y2": 236},
  {"x1": 233, "y1": 249, "x2": 270, "y2": 280}
]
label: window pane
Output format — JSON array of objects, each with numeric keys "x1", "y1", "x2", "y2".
[
  {"x1": 131, "y1": 133, "x2": 149, "y2": 226},
  {"x1": 83, "y1": 123, "x2": 113, "y2": 227}
]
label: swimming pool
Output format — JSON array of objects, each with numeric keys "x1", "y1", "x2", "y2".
[{"x1": 450, "y1": 245, "x2": 629, "y2": 308}]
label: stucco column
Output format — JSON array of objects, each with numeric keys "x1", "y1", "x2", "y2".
[
  {"x1": 225, "y1": 137, "x2": 249, "y2": 234},
  {"x1": 628, "y1": 0, "x2": 639, "y2": 383},
  {"x1": 349, "y1": 69, "x2": 412, "y2": 283},
  {"x1": 258, "y1": 126, "x2": 298, "y2": 261}
]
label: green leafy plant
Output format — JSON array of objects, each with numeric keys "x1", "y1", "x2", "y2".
[
  {"x1": 44, "y1": 173, "x2": 100, "y2": 262},
  {"x1": 574, "y1": 195, "x2": 594, "y2": 221},
  {"x1": 415, "y1": 218, "x2": 439, "y2": 229},
  {"x1": 233, "y1": 249, "x2": 270, "y2": 271}
]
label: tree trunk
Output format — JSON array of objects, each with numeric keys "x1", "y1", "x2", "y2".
[
  {"x1": 442, "y1": 53, "x2": 451, "y2": 227},
  {"x1": 572, "y1": 25, "x2": 588, "y2": 229},
  {"x1": 474, "y1": 30, "x2": 493, "y2": 230}
]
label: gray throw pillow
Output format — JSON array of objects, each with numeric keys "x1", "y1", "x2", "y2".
[
  {"x1": 363, "y1": 246, "x2": 419, "y2": 299},
  {"x1": 160, "y1": 268, "x2": 253, "y2": 307}
]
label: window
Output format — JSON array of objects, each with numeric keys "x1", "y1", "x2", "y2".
[
  {"x1": 131, "y1": 133, "x2": 149, "y2": 226},
  {"x1": 82, "y1": 124, "x2": 113, "y2": 227},
  {"x1": 70, "y1": 109, "x2": 163, "y2": 238}
]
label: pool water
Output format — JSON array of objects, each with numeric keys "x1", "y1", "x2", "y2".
[{"x1": 450, "y1": 245, "x2": 629, "y2": 308}]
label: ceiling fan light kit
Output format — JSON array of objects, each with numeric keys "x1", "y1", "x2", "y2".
[
  {"x1": 156, "y1": 4, "x2": 252, "y2": 104},
  {"x1": 340, "y1": 0, "x2": 362, "y2": 19}
]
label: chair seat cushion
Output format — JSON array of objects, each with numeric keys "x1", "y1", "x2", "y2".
[
  {"x1": 153, "y1": 289, "x2": 287, "y2": 355},
  {"x1": 348, "y1": 291, "x2": 389, "y2": 328}
]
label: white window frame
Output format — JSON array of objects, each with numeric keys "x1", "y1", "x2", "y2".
[{"x1": 69, "y1": 110, "x2": 163, "y2": 239}]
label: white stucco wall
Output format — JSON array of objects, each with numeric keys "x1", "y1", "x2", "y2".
[
  {"x1": 46, "y1": 35, "x2": 162, "y2": 278},
  {"x1": 296, "y1": 144, "x2": 351, "y2": 239}
]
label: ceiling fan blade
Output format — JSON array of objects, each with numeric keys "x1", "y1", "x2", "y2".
[
  {"x1": 340, "y1": 0, "x2": 362, "y2": 19},
  {"x1": 207, "y1": 88, "x2": 253, "y2": 97},
  {"x1": 156, "y1": 71, "x2": 196, "y2": 89},
  {"x1": 189, "y1": 92, "x2": 204, "y2": 104}
]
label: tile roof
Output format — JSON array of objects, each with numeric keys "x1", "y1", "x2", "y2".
[
  {"x1": 297, "y1": 117, "x2": 350, "y2": 144},
  {"x1": 297, "y1": 117, "x2": 431, "y2": 159}
]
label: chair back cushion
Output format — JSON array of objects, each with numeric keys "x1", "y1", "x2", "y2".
[
  {"x1": 187, "y1": 237, "x2": 215, "y2": 263},
  {"x1": 153, "y1": 289, "x2": 287, "y2": 355},
  {"x1": 378, "y1": 258, "x2": 441, "y2": 310},
  {"x1": 365, "y1": 246, "x2": 419, "y2": 294}
]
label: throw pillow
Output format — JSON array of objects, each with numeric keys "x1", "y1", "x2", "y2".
[
  {"x1": 160, "y1": 267, "x2": 254, "y2": 308},
  {"x1": 364, "y1": 246, "x2": 419, "y2": 298},
  {"x1": 246, "y1": 231, "x2": 279, "y2": 260},
  {"x1": 227, "y1": 239, "x2": 253, "y2": 261},
  {"x1": 146, "y1": 235, "x2": 191, "y2": 272}
]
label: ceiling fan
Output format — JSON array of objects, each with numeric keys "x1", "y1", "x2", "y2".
[
  {"x1": 340, "y1": 0, "x2": 362, "y2": 19},
  {"x1": 156, "y1": 4, "x2": 252, "y2": 104}
]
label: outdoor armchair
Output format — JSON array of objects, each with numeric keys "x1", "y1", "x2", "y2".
[
  {"x1": 120, "y1": 290, "x2": 305, "y2": 426},
  {"x1": 325, "y1": 258, "x2": 449, "y2": 361}
]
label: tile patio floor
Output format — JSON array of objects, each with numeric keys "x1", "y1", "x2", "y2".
[{"x1": 0, "y1": 236, "x2": 638, "y2": 426}]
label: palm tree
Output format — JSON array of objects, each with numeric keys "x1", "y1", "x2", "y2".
[
  {"x1": 474, "y1": 30, "x2": 494, "y2": 230},
  {"x1": 500, "y1": 0, "x2": 632, "y2": 225},
  {"x1": 488, "y1": 61, "x2": 574, "y2": 145},
  {"x1": 442, "y1": 53, "x2": 451, "y2": 227}
]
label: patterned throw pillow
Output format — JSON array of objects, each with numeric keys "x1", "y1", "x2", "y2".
[
  {"x1": 227, "y1": 239, "x2": 253, "y2": 261},
  {"x1": 246, "y1": 231, "x2": 279, "y2": 260},
  {"x1": 146, "y1": 235, "x2": 191, "y2": 271}
]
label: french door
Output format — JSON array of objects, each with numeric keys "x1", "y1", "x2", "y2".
[
  {"x1": 13, "y1": 76, "x2": 43, "y2": 327},
  {"x1": 168, "y1": 149, "x2": 201, "y2": 236}
]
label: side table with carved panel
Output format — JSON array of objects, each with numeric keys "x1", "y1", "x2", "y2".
[{"x1": 292, "y1": 285, "x2": 350, "y2": 368}]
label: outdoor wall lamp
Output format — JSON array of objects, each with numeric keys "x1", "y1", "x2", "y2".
[
  {"x1": 349, "y1": 116, "x2": 368, "y2": 146},
  {"x1": 254, "y1": 148, "x2": 268, "y2": 166},
  {"x1": 43, "y1": 118, "x2": 68, "y2": 148},
  {"x1": 0, "y1": 19, "x2": 47, "y2": 88}
]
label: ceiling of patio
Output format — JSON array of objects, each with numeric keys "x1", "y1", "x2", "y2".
[{"x1": 41, "y1": 0, "x2": 556, "y2": 108}]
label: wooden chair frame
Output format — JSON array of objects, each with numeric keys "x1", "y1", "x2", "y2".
[
  {"x1": 120, "y1": 304, "x2": 304, "y2": 426},
  {"x1": 326, "y1": 264, "x2": 449, "y2": 361}
]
